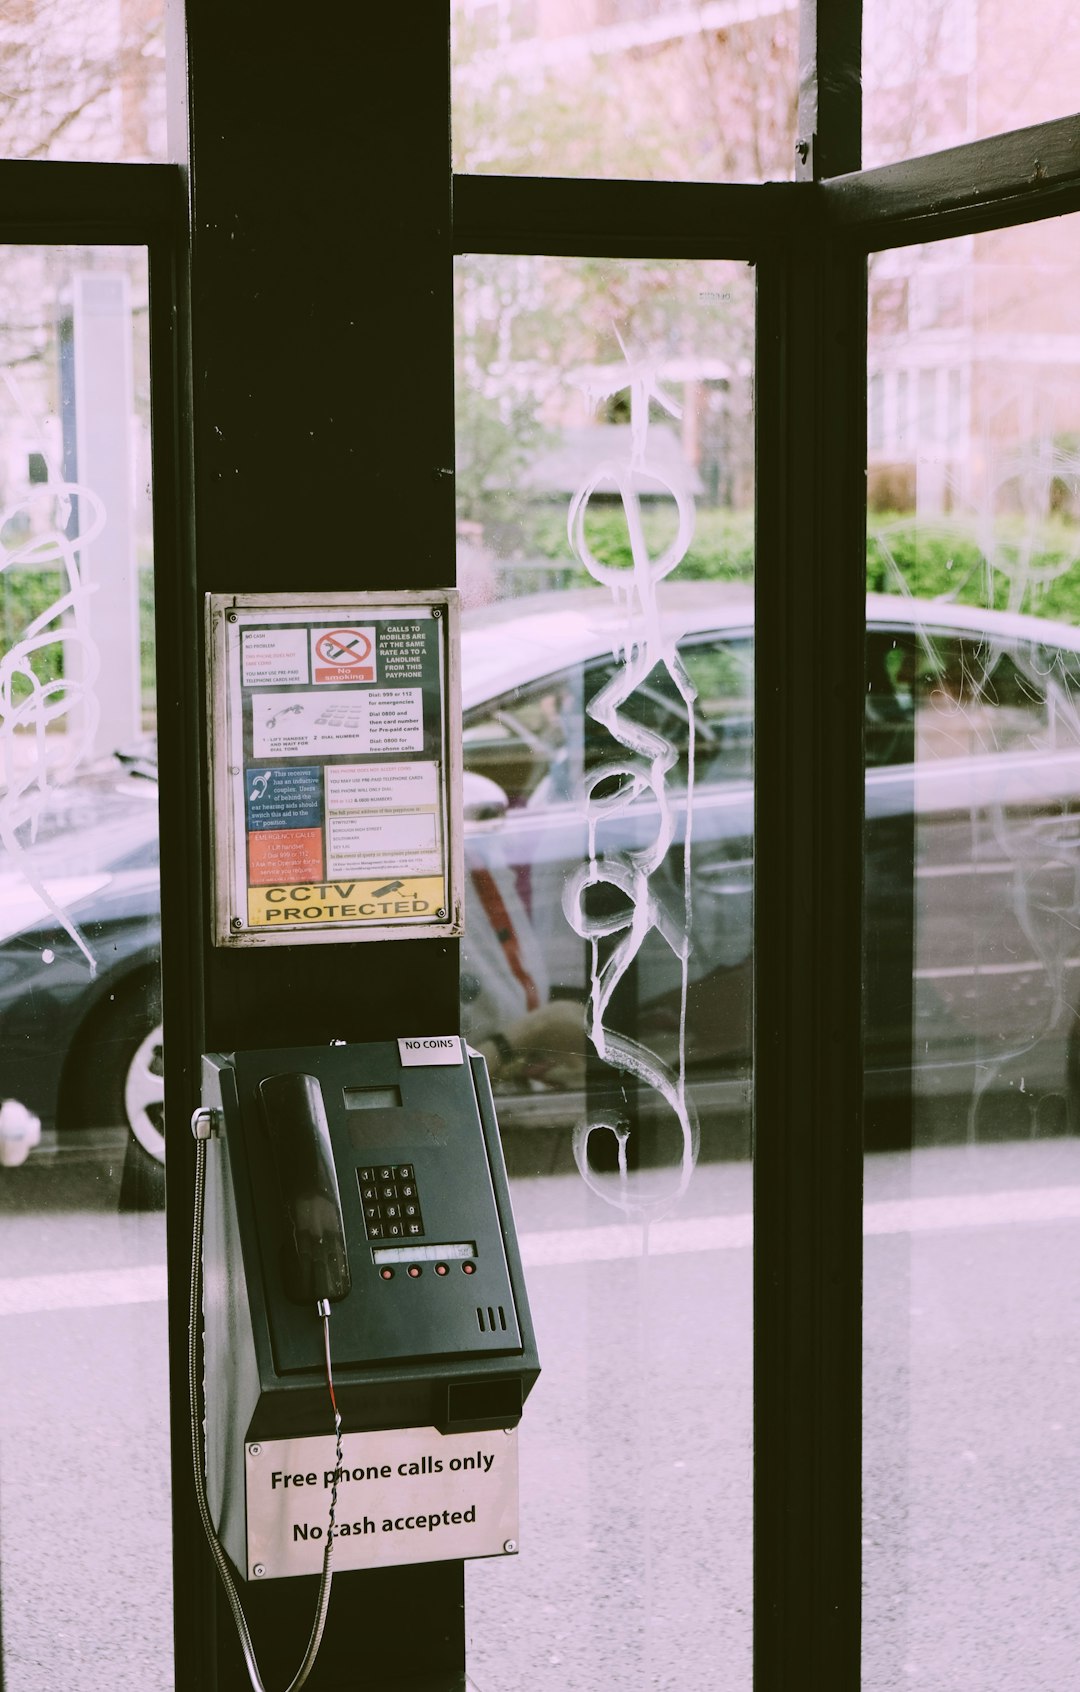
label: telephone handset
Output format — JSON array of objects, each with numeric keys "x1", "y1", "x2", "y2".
[{"x1": 257, "y1": 1071, "x2": 351, "y2": 1304}]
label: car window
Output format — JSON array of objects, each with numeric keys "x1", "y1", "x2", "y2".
[
  {"x1": 1036, "y1": 641, "x2": 1080, "y2": 751},
  {"x1": 583, "y1": 633, "x2": 754, "y2": 793},
  {"x1": 463, "y1": 671, "x2": 585, "y2": 808},
  {"x1": 917, "y1": 636, "x2": 1047, "y2": 760},
  {"x1": 867, "y1": 626, "x2": 1052, "y2": 766}
]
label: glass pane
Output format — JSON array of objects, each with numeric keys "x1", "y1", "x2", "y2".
[
  {"x1": 452, "y1": 0, "x2": 796, "y2": 184},
  {"x1": 864, "y1": 0, "x2": 1080, "y2": 167},
  {"x1": 457, "y1": 254, "x2": 754, "y2": 1688},
  {"x1": 864, "y1": 215, "x2": 1080, "y2": 1685},
  {"x1": 0, "y1": 247, "x2": 168, "y2": 1688},
  {"x1": 0, "y1": 0, "x2": 167, "y2": 162}
]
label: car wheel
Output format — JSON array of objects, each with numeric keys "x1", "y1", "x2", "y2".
[
  {"x1": 122, "y1": 1020, "x2": 165, "y2": 1163},
  {"x1": 63, "y1": 970, "x2": 165, "y2": 1170}
]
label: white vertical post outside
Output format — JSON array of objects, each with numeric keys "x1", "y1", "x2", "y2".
[{"x1": 71, "y1": 270, "x2": 140, "y2": 760}]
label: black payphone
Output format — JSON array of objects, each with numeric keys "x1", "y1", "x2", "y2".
[{"x1": 189, "y1": 1036, "x2": 539, "y2": 1688}]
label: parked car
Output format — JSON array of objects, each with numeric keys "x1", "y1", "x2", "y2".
[{"x1": 3, "y1": 584, "x2": 1080, "y2": 1172}]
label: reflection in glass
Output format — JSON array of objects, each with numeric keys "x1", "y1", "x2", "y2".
[
  {"x1": 865, "y1": 0, "x2": 1080, "y2": 166},
  {"x1": 0, "y1": 0, "x2": 166, "y2": 163},
  {"x1": 451, "y1": 0, "x2": 796, "y2": 184},
  {"x1": 863, "y1": 215, "x2": 1080, "y2": 1686},
  {"x1": 0, "y1": 247, "x2": 168, "y2": 1688},
  {"x1": 457, "y1": 254, "x2": 754, "y2": 1689}
]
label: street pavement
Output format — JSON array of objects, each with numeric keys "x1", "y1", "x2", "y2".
[{"x1": 1, "y1": 1138, "x2": 1079, "y2": 1690}]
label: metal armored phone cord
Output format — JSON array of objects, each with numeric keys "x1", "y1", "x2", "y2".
[{"x1": 188, "y1": 1113, "x2": 345, "y2": 1692}]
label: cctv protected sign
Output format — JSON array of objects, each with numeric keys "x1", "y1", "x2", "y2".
[
  {"x1": 208, "y1": 593, "x2": 461, "y2": 946},
  {"x1": 246, "y1": 877, "x2": 446, "y2": 927}
]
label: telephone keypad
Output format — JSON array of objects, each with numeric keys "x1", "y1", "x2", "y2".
[{"x1": 358, "y1": 1163, "x2": 425, "y2": 1241}]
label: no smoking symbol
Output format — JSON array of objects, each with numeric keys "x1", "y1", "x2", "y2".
[{"x1": 316, "y1": 629, "x2": 372, "y2": 667}]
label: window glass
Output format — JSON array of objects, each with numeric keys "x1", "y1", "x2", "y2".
[
  {"x1": 0, "y1": 0, "x2": 167, "y2": 162},
  {"x1": 864, "y1": 0, "x2": 1080, "y2": 167},
  {"x1": 864, "y1": 213, "x2": 1080, "y2": 1686},
  {"x1": 0, "y1": 246, "x2": 168, "y2": 1689},
  {"x1": 456, "y1": 253, "x2": 754, "y2": 1689},
  {"x1": 866, "y1": 627, "x2": 1052, "y2": 766},
  {"x1": 583, "y1": 632, "x2": 754, "y2": 788},
  {"x1": 452, "y1": 0, "x2": 797, "y2": 184},
  {"x1": 464, "y1": 674, "x2": 584, "y2": 809}
]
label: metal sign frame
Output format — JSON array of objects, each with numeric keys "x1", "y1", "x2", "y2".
[{"x1": 207, "y1": 590, "x2": 462, "y2": 947}]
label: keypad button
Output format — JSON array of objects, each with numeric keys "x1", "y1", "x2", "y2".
[
  {"x1": 384, "y1": 1203, "x2": 401, "y2": 1219},
  {"x1": 396, "y1": 1164, "x2": 414, "y2": 1180},
  {"x1": 406, "y1": 1222, "x2": 423, "y2": 1236},
  {"x1": 381, "y1": 1184, "x2": 398, "y2": 1201},
  {"x1": 378, "y1": 1166, "x2": 394, "y2": 1181},
  {"x1": 387, "y1": 1223, "x2": 404, "y2": 1237},
  {"x1": 360, "y1": 1184, "x2": 378, "y2": 1203},
  {"x1": 357, "y1": 1167, "x2": 373, "y2": 1183},
  {"x1": 400, "y1": 1183, "x2": 416, "y2": 1199},
  {"x1": 364, "y1": 1204, "x2": 380, "y2": 1222}
]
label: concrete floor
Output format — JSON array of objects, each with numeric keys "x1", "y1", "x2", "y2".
[{"x1": 2, "y1": 1138, "x2": 1080, "y2": 1688}]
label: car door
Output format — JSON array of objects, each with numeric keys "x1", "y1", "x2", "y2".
[
  {"x1": 575, "y1": 630, "x2": 756, "y2": 1088},
  {"x1": 460, "y1": 629, "x2": 756, "y2": 1121},
  {"x1": 460, "y1": 665, "x2": 592, "y2": 1099},
  {"x1": 865, "y1": 618, "x2": 1080, "y2": 1133}
]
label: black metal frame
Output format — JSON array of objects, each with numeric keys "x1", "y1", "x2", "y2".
[{"x1": 2, "y1": 2, "x2": 1080, "y2": 1687}]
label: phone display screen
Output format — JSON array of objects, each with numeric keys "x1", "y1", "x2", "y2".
[
  {"x1": 372, "y1": 1242, "x2": 476, "y2": 1264},
  {"x1": 343, "y1": 1086, "x2": 402, "y2": 1110}
]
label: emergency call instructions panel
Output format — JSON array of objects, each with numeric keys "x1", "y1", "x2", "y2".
[{"x1": 226, "y1": 1042, "x2": 523, "y2": 1379}]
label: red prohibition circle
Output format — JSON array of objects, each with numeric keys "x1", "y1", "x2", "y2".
[{"x1": 315, "y1": 628, "x2": 372, "y2": 666}]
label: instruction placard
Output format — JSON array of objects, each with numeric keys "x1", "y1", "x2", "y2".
[
  {"x1": 209, "y1": 593, "x2": 460, "y2": 945},
  {"x1": 245, "y1": 1425, "x2": 519, "y2": 1579}
]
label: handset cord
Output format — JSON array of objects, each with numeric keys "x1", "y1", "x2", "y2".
[{"x1": 189, "y1": 1129, "x2": 345, "y2": 1692}]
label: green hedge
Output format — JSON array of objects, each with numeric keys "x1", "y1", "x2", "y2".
[
  {"x1": 4, "y1": 510, "x2": 1080, "y2": 701},
  {"x1": 528, "y1": 505, "x2": 1080, "y2": 624},
  {"x1": 866, "y1": 517, "x2": 1080, "y2": 625},
  {"x1": 528, "y1": 505, "x2": 755, "y2": 584},
  {"x1": 1, "y1": 563, "x2": 157, "y2": 713}
]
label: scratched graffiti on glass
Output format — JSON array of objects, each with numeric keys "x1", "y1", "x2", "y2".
[
  {"x1": 0, "y1": 372, "x2": 104, "y2": 972},
  {"x1": 561, "y1": 333, "x2": 700, "y2": 1216},
  {"x1": 870, "y1": 431, "x2": 1080, "y2": 1136}
]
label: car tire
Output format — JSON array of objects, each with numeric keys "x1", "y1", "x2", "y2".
[
  {"x1": 121, "y1": 1019, "x2": 166, "y2": 1164},
  {"x1": 62, "y1": 970, "x2": 165, "y2": 1204}
]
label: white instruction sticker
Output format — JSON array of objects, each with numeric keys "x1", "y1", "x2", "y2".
[
  {"x1": 241, "y1": 628, "x2": 310, "y2": 688},
  {"x1": 398, "y1": 1036, "x2": 464, "y2": 1066},
  {"x1": 246, "y1": 1424, "x2": 517, "y2": 1578},
  {"x1": 251, "y1": 690, "x2": 424, "y2": 759}
]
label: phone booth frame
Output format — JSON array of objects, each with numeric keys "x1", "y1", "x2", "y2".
[{"x1": 1, "y1": 3, "x2": 1079, "y2": 1688}]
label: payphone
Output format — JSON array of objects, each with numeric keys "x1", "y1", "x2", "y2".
[
  {"x1": 189, "y1": 1037, "x2": 539, "y2": 1688},
  {"x1": 190, "y1": 592, "x2": 535, "y2": 1687}
]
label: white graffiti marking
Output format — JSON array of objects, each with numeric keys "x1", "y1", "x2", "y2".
[
  {"x1": 0, "y1": 371, "x2": 105, "y2": 972},
  {"x1": 872, "y1": 434, "x2": 1080, "y2": 1139},
  {"x1": 562, "y1": 332, "x2": 699, "y2": 1217}
]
